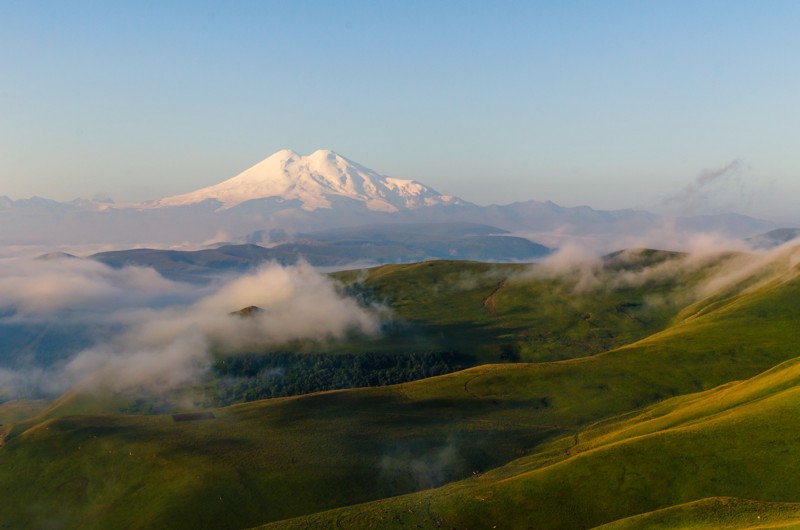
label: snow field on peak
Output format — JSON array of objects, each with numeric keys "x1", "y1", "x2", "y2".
[{"x1": 147, "y1": 149, "x2": 459, "y2": 212}]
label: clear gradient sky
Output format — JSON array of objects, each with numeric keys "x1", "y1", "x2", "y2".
[{"x1": 1, "y1": 1, "x2": 798, "y2": 223}]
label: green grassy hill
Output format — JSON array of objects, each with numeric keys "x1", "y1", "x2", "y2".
[
  {"x1": 2, "y1": 247, "x2": 800, "y2": 529},
  {"x1": 260, "y1": 341, "x2": 800, "y2": 529},
  {"x1": 331, "y1": 249, "x2": 719, "y2": 362},
  {"x1": 596, "y1": 498, "x2": 800, "y2": 529}
]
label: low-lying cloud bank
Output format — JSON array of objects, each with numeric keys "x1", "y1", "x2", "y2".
[
  {"x1": 513, "y1": 223, "x2": 759, "y2": 256},
  {"x1": 0, "y1": 258, "x2": 378, "y2": 398},
  {"x1": 520, "y1": 232, "x2": 800, "y2": 305}
]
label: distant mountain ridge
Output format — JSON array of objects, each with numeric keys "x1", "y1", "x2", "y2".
[
  {"x1": 0, "y1": 149, "x2": 781, "y2": 247},
  {"x1": 746, "y1": 228, "x2": 800, "y2": 249},
  {"x1": 91, "y1": 223, "x2": 552, "y2": 281}
]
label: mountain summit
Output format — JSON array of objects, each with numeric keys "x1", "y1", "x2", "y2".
[{"x1": 147, "y1": 149, "x2": 464, "y2": 212}]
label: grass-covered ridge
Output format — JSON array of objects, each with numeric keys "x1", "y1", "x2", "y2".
[
  {"x1": 262, "y1": 344, "x2": 800, "y2": 529},
  {"x1": 3, "y1": 246, "x2": 800, "y2": 529},
  {"x1": 596, "y1": 497, "x2": 800, "y2": 529},
  {"x1": 331, "y1": 249, "x2": 721, "y2": 363}
]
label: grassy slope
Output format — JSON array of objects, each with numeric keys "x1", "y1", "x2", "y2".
[
  {"x1": 0, "y1": 399, "x2": 47, "y2": 424},
  {"x1": 596, "y1": 497, "x2": 800, "y2": 529},
  {"x1": 2, "y1": 249, "x2": 800, "y2": 528},
  {"x1": 331, "y1": 250, "x2": 709, "y2": 362},
  {"x1": 257, "y1": 336, "x2": 800, "y2": 530},
  {"x1": 0, "y1": 399, "x2": 47, "y2": 443},
  {"x1": 252, "y1": 255, "x2": 800, "y2": 529},
  {"x1": 0, "y1": 387, "x2": 560, "y2": 529}
]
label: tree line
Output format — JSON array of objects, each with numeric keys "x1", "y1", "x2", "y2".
[{"x1": 207, "y1": 350, "x2": 470, "y2": 406}]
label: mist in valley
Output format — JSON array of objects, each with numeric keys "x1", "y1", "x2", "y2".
[{"x1": 0, "y1": 256, "x2": 378, "y2": 400}]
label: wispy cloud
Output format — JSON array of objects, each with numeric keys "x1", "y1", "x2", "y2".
[
  {"x1": 0, "y1": 258, "x2": 378, "y2": 397},
  {"x1": 660, "y1": 160, "x2": 752, "y2": 216}
]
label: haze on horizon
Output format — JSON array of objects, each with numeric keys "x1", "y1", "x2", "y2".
[{"x1": 1, "y1": 1, "x2": 799, "y2": 224}]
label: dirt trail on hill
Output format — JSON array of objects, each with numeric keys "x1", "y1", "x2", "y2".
[
  {"x1": 463, "y1": 375, "x2": 481, "y2": 398},
  {"x1": 482, "y1": 281, "x2": 508, "y2": 316},
  {"x1": 565, "y1": 408, "x2": 647, "y2": 456}
]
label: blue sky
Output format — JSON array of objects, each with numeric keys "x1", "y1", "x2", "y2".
[{"x1": 1, "y1": 1, "x2": 798, "y2": 222}]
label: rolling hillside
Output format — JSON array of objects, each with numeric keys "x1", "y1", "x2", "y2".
[
  {"x1": 264, "y1": 331, "x2": 800, "y2": 529},
  {"x1": 1, "y1": 246, "x2": 800, "y2": 529}
]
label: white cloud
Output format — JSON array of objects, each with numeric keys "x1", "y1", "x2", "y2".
[{"x1": 0, "y1": 258, "x2": 379, "y2": 396}]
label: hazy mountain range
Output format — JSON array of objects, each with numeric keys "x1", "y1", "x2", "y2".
[
  {"x1": 0, "y1": 149, "x2": 781, "y2": 249},
  {"x1": 89, "y1": 223, "x2": 551, "y2": 281}
]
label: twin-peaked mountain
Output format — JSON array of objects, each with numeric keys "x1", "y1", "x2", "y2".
[
  {"x1": 0, "y1": 149, "x2": 780, "y2": 248},
  {"x1": 145, "y1": 149, "x2": 464, "y2": 212}
]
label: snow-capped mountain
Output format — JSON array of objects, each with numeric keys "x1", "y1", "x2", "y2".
[
  {"x1": 0, "y1": 149, "x2": 780, "y2": 248},
  {"x1": 145, "y1": 149, "x2": 464, "y2": 212}
]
